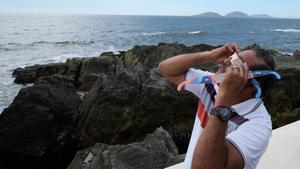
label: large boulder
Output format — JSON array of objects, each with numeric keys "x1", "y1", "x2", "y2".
[
  {"x1": 13, "y1": 63, "x2": 68, "y2": 84},
  {"x1": 12, "y1": 58, "x2": 83, "y2": 85},
  {"x1": 13, "y1": 55, "x2": 124, "y2": 92},
  {"x1": 68, "y1": 127, "x2": 184, "y2": 169},
  {"x1": 75, "y1": 68, "x2": 197, "y2": 153},
  {"x1": 0, "y1": 75, "x2": 81, "y2": 169}
]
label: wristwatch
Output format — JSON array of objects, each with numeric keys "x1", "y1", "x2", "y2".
[{"x1": 210, "y1": 106, "x2": 233, "y2": 122}]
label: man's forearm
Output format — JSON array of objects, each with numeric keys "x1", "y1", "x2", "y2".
[
  {"x1": 192, "y1": 116, "x2": 227, "y2": 169},
  {"x1": 159, "y1": 51, "x2": 213, "y2": 76},
  {"x1": 158, "y1": 51, "x2": 214, "y2": 84}
]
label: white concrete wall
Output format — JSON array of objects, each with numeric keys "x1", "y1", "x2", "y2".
[{"x1": 257, "y1": 120, "x2": 300, "y2": 169}]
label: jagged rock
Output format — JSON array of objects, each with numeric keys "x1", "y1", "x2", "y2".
[
  {"x1": 68, "y1": 127, "x2": 183, "y2": 169},
  {"x1": 123, "y1": 43, "x2": 217, "y2": 70},
  {"x1": 0, "y1": 75, "x2": 81, "y2": 169},
  {"x1": 100, "y1": 51, "x2": 114, "y2": 57},
  {"x1": 264, "y1": 67, "x2": 300, "y2": 128},
  {"x1": 12, "y1": 54, "x2": 124, "y2": 91},
  {"x1": 75, "y1": 68, "x2": 197, "y2": 153},
  {"x1": 78, "y1": 55, "x2": 123, "y2": 91},
  {"x1": 294, "y1": 50, "x2": 300, "y2": 60},
  {"x1": 13, "y1": 63, "x2": 68, "y2": 84},
  {"x1": 64, "y1": 58, "x2": 83, "y2": 81}
]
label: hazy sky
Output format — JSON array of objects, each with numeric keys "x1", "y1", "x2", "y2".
[{"x1": 1, "y1": 0, "x2": 299, "y2": 18}]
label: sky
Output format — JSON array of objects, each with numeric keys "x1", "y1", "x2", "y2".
[{"x1": 0, "y1": 0, "x2": 299, "y2": 18}]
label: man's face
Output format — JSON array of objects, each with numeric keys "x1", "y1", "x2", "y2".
[{"x1": 219, "y1": 50, "x2": 265, "y2": 72}]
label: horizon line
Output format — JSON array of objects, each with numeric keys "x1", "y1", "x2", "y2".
[{"x1": 0, "y1": 11, "x2": 299, "y2": 19}]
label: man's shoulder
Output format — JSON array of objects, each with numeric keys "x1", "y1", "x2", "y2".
[
  {"x1": 245, "y1": 101, "x2": 271, "y2": 123},
  {"x1": 185, "y1": 68, "x2": 213, "y2": 80},
  {"x1": 230, "y1": 99, "x2": 272, "y2": 132},
  {"x1": 233, "y1": 99, "x2": 270, "y2": 120}
]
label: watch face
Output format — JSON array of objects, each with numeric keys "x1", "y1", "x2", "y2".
[
  {"x1": 212, "y1": 107, "x2": 232, "y2": 122},
  {"x1": 220, "y1": 109, "x2": 231, "y2": 121}
]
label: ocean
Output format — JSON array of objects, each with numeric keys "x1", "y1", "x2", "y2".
[{"x1": 0, "y1": 14, "x2": 300, "y2": 112}]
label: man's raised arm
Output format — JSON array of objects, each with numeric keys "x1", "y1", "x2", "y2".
[{"x1": 158, "y1": 43, "x2": 240, "y2": 85}]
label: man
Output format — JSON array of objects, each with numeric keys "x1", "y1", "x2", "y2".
[{"x1": 158, "y1": 43, "x2": 276, "y2": 169}]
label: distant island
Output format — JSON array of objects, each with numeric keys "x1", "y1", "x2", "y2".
[
  {"x1": 193, "y1": 11, "x2": 273, "y2": 18},
  {"x1": 251, "y1": 14, "x2": 273, "y2": 18},
  {"x1": 193, "y1": 12, "x2": 222, "y2": 18}
]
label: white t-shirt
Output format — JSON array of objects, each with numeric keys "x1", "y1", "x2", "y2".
[{"x1": 183, "y1": 68, "x2": 272, "y2": 169}]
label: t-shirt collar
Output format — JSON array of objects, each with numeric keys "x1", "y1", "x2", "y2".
[{"x1": 231, "y1": 98, "x2": 262, "y2": 115}]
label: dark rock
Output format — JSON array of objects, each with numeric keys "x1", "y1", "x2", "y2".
[
  {"x1": 100, "y1": 51, "x2": 114, "y2": 57},
  {"x1": 0, "y1": 75, "x2": 81, "y2": 169},
  {"x1": 13, "y1": 63, "x2": 68, "y2": 84},
  {"x1": 75, "y1": 68, "x2": 197, "y2": 153},
  {"x1": 78, "y1": 55, "x2": 123, "y2": 91},
  {"x1": 264, "y1": 67, "x2": 300, "y2": 128},
  {"x1": 293, "y1": 50, "x2": 300, "y2": 60},
  {"x1": 12, "y1": 54, "x2": 124, "y2": 92},
  {"x1": 68, "y1": 127, "x2": 183, "y2": 169},
  {"x1": 122, "y1": 43, "x2": 218, "y2": 70},
  {"x1": 64, "y1": 58, "x2": 83, "y2": 81}
]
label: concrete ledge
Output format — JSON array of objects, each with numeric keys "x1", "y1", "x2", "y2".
[
  {"x1": 166, "y1": 120, "x2": 300, "y2": 169},
  {"x1": 257, "y1": 120, "x2": 300, "y2": 169}
]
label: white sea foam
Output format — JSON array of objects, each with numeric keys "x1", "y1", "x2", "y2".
[
  {"x1": 46, "y1": 53, "x2": 83, "y2": 63},
  {"x1": 142, "y1": 32, "x2": 166, "y2": 36},
  {"x1": 142, "y1": 31, "x2": 204, "y2": 36},
  {"x1": 188, "y1": 31, "x2": 202, "y2": 35},
  {"x1": 271, "y1": 28, "x2": 300, "y2": 33},
  {"x1": 279, "y1": 51, "x2": 293, "y2": 56},
  {"x1": 106, "y1": 45, "x2": 118, "y2": 53}
]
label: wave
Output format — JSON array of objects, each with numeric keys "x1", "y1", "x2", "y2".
[
  {"x1": 188, "y1": 31, "x2": 202, "y2": 35},
  {"x1": 142, "y1": 32, "x2": 166, "y2": 36},
  {"x1": 33, "y1": 40, "x2": 95, "y2": 45},
  {"x1": 45, "y1": 53, "x2": 84, "y2": 63},
  {"x1": 1, "y1": 40, "x2": 95, "y2": 46},
  {"x1": 279, "y1": 51, "x2": 293, "y2": 56},
  {"x1": 271, "y1": 28, "x2": 300, "y2": 33},
  {"x1": 142, "y1": 30, "x2": 204, "y2": 36},
  {"x1": 0, "y1": 40, "x2": 95, "y2": 51}
]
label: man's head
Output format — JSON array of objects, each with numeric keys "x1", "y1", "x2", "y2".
[
  {"x1": 222, "y1": 44, "x2": 277, "y2": 98},
  {"x1": 244, "y1": 44, "x2": 277, "y2": 98}
]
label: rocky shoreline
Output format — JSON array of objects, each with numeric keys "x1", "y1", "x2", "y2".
[{"x1": 1, "y1": 43, "x2": 300, "y2": 169}]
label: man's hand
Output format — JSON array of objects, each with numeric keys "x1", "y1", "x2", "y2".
[
  {"x1": 192, "y1": 63, "x2": 248, "y2": 169},
  {"x1": 215, "y1": 63, "x2": 249, "y2": 107},
  {"x1": 211, "y1": 43, "x2": 241, "y2": 64}
]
